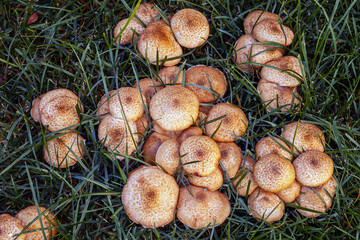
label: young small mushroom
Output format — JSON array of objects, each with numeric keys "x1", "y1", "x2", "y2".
[
  {"x1": 243, "y1": 10, "x2": 280, "y2": 34},
  {"x1": 142, "y1": 132, "x2": 171, "y2": 164},
  {"x1": 134, "y1": 3, "x2": 159, "y2": 25},
  {"x1": 153, "y1": 122, "x2": 183, "y2": 139},
  {"x1": 217, "y1": 142, "x2": 243, "y2": 178},
  {"x1": 255, "y1": 136, "x2": 293, "y2": 161},
  {"x1": 30, "y1": 94, "x2": 44, "y2": 122},
  {"x1": 0, "y1": 214, "x2": 26, "y2": 240},
  {"x1": 177, "y1": 126, "x2": 203, "y2": 144},
  {"x1": 133, "y1": 78, "x2": 162, "y2": 106},
  {"x1": 275, "y1": 180, "x2": 301, "y2": 203},
  {"x1": 135, "y1": 114, "x2": 150, "y2": 135},
  {"x1": 157, "y1": 66, "x2": 184, "y2": 85},
  {"x1": 188, "y1": 168, "x2": 223, "y2": 191},
  {"x1": 252, "y1": 19, "x2": 294, "y2": 46},
  {"x1": 97, "y1": 90, "x2": 116, "y2": 119},
  {"x1": 232, "y1": 156, "x2": 258, "y2": 196},
  {"x1": 114, "y1": 18, "x2": 145, "y2": 45},
  {"x1": 155, "y1": 139, "x2": 180, "y2": 175}
]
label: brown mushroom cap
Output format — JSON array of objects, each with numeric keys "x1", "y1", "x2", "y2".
[
  {"x1": 114, "y1": 18, "x2": 145, "y2": 45},
  {"x1": 196, "y1": 111, "x2": 208, "y2": 125},
  {"x1": 97, "y1": 90, "x2": 117, "y2": 119},
  {"x1": 16, "y1": 206, "x2": 57, "y2": 240},
  {"x1": 248, "y1": 188, "x2": 285, "y2": 223},
  {"x1": 322, "y1": 177, "x2": 338, "y2": 198},
  {"x1": 142, "y1": 132, "x2": 171, "y2": 164},
  {"x1": 153, "y1": 122, "x2": 183, "y2": 139},
  {"x1": 177, "y1": 185, "x2": 231, "y2": 229},
  {"x1": 180, "y1": 136, "x2": 221, "y2": 177},
  {"x1": 217, "y1": 142, "x2": 243, "y2": 178},
  {"x1": 254, "y1": 153, "x2": 295, "y2": 193},
  {"x1": 157, "y1": 66, "x2": 184, "y2": 85},
  {"x1": 134, "y1": 3, "x2": 159, "y2": 25},
  {"x1": 185, "y1": 65, "x2": 227, "y2": 103},
  {"x1": 38, "y1": 89, "x2": 78, "y2": 113},
  {"x1": 170, "y1": 9, "x2": 209, "y2": 49},
  {"x1": 134, "y1": 78, "x2": 162, "y2": 106},
  {"x1": 155, "y1": 139, "x2": 180, "y2": 175},
  {"x1": 0, "y1": 214, "x2": 26, "y2": 240},
  {"x1": 293, "y1": 150, "x2": 334, "y2": 187},
  {"x1": 244, "y1": 10, "x2": 280, "y2": 34},
  {"x1": 137, "y1": 20, "x2": 183, "y2": 66},
  {"x1": 281, "y1": 121, "x2": 325, "y2": 154},
  {"x1": 30, "y1": 94, "x2": 45, "y2": 122},
  {"x1": 255, "y1": 136, "x2": 293, "y2": 161},
  {"x1": 275, "y1": 180, "x2": 301, "y2": 203},
  {"x1": 253, "y1": 19, "x2": 294, "y2": 46},
  {"x1": 150, "y1": 86, "x2": 199, "y2": 131},
  {"x1": 44, "y1": 132, "x2": 84, "y2": 168},
  {"x1": 205, "y1": 103, "x2": 248, "y2": 142},
  {"x1": 188, "y1": 168, "x2": 223, "y2": 191},
  {"x1": 135, "y1": 114, "x2": 150, "y2": 135},
  {"x1": 177, "y1": 126, "x2": 203, "y2": 144},
  {"x1": 121, "y1": 167, "x2": 179, "y2": 228},
  {"x1": 232, "y1": 156, "x2": 258, "y2": 196}
]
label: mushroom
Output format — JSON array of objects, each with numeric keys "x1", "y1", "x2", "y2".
[
  {"x1": 177, "y1": 126, "x2": 203, "y2": 144},
  {"x1": 253, "y1": 19, "x2": 294, "y2": 46},
  {"x1": 142, "y1": 132, "x2": 171, "y2": 164},
  {"x1": 133, "y1": 78, "x2": 162, "y2": 106},
  {"x1": 135, "y1": 114, "x2": 150, "y2": 135},
  {"x1": 97, "y1": 90, "x2": 116, "y2": 119},
  {"x1": 114, "y1": 18, "x2": 145, "y2": 45},
  {"x1": 185, "y1": 65, "x2": 227, "y2": 103},
  {"x1": 38, "y1": 89, "x2": 78, "y2": 113},
  {"x1": 188, "y1": 168, "x2": 223, "y2": 191},
  {"x1": 157, "y1": 66, "x2": 184, "y2": 85},
  {"x1": 44, "y1": 132, "x2": 84, "y2": 168},
  {"x1": 155, "y1": 139, "x2": 180, "y2": 175},
  {"x1": 170, "y1": 8, "x2": 209, "y2": 49},
  {"x1": 121, "y1": 166, "x2": 179, "y2": 228},
  {"x1": 30, "y1": 94, "x2": 44, "y2": 122},
  {"x1": 255, "y1": 136, "x2": 293, "y2": 160},
  {"x1": 153, "y1": 122, "x2": 183, "y2": 139},
  {"x1": 275, "y1": 180, "x2": 301, "y2": 203},
  {"x1": 244, "y1": 10, "x2": 280, "y2": 34},
  {"x1": 134, "y1": 3, "x2": 159, "y2": 25},
  {"x1": 217, "y1": 142, "x2": 243, "y2": 178},
  {"x1": 205, "y1": 103, "x2": 248, "y2": 142},
  {"x1": 0, "y1": 214, "x2": 26, "y2": 240},
  {"x1": 322, "y1": 177, "x2": 338, "y2": 198},
  {"x1": 177, "y1": 185, "x2": 231, "y2": 229},
  {"x1": 254, "y1": 153, "x2": 295, "y2": 193},
  {"x1": 232, "y1": 156, "x2": 258, "y2": 196}
]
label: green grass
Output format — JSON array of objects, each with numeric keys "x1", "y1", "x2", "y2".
[{"x1": 1, "y1": 0, "x2": 360, "y2": 239}]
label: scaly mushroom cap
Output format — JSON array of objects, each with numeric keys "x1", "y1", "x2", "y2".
[
  {"x1": 255, "y1": 136, "x2": 293, "y2": 161},
  {"x1": 185, "y1": 65, "x2": 227, "y2": 103},
  {"x1": 15, "y1": 206, "x2": 57, "y2": 240},
  {"x1": 157, "y1": 66, "x2": 184, "y2": 85},
  {"x1": 251, "y1": 43, "x2": 284, "y2": 67},
  {"x1": 177, "y1": 126, "x2": 203, "y2": 144},
  {"x1": 253, "y1": 19, "x2": 294, "y2": 46},
  {"x1": 205, "y1": 103, "x2": 248, "y2": 142},
  {"x1": 38, "y1": 89, "x2": 78, "y2": 113},
  {"x1": 135, "y1": 3, "x2": 159, "y2": 25},
  {"x1": 155, "y1": 139, "x2": 180, "y2": 175},
  {"x1": 217, "y1": 142, "x2": 243, "y2": 178},
  {"x1": 150, "y1": 86, "x2": 199, "y2": 131},
  {"x1": 180, "y1": 136, "x2": 221, "y2": 177},
  {"x1": 108, "y1": 87, "x2": 145, "y2": 121},
  {"x1": 171, "y1": 9, "x2": 209, "y2": 49},
  {"x1": 322, "y1": 177, "x2": 338, "y2": 197},
  {"x1": 135, "y1": 114, "x2": 150, "y2": 135},
  {"x1": 30, "y1": 94, "x2": 45, "y2": 122},
  {"x1": 248, "y1": 188, "x2": 285, "y2": 223},
  {"x1": 134, "y1": 78, "x2": 162, "y2": 106},
  {"x1": 188, "y1": 168, "x2": 223, "y2": 191},
  {"x1": 98, "y1": 115, "x2": 139, "y2": 160},
  {"x1": 275, "y1": 180, "x2": 301, "y2": 203},
  {"x1": 121, "y1": 167, "x2": 179, "y2": 228},
  {"x1": 153, "y1": 122, "x2": 183, "y2": 139},
  {"x1": 142, "y1": 132, "x2": 171, "y2": 164},
  {"x1": 281, "y1": 121, "x2": 325, "y2": 154},
  {"x1": 0, "y1": 214, "x2": 26, "y2": 240},
  {"x1": 137, "y1": 20, "x2": 183, "y2": 66},
  {"x1": 44, "y1": 132, "x2": 84, "y2": 168},
  {"x1": 293, "y1": 150, "x2": 334, "y2": 187},
  {"x1": 254, "y1": 153, "x2": 295, "y2": 193},
  {"x1": 232, "y1": 157, "x2": 258, "y2": 196},
  {"x1": 244, "y1": 10, "x2": 280, "y2": 34},
  {"x1": 260, "y1": 56, "x2": 303, "y2": 87},
  {"x1": 97, "y1": 90, "x2": 117, "y2": 119},
  {"x1": 196, "y1": 111, "x2": 208, "y2": 125},
  {"x1": 177, "y1": 185, "x2": 231, "y2": 229},
  {"x1": 114, "y1": 18, "x2": 145, "y2": 45}
]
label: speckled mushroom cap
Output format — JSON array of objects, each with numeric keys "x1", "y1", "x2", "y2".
[
  {"x1": 253, "y1": 19, "x2": 294, "y2": 46},
  {"x1": 155, "y1": 139, "x2": 180, "y2": 175},
  {"x1": 97, "y1": 90, "x2": 117, "y2": 119},
  {"x1": 98, "y1": 115, "x2": 139, "y2": 160},
  {"x1": 153, "y1": 122, "x2": 183, "y2": 139},
  {"x1": 121, "y1": 166, "x2": 179, "y2": 228},
  {"x1": 260, "y1": 56, "x2": 303, "y2": 87},
  {"x1": 188, "y1": 168, "x2": 223, "y2": 191},
  {"x1": 15, "y1": 206, "x2": 57, "y2": 240},
  {"x1": 180, "y1": 136, "x2": 221, "y2": 177},
  {"x1": 38, "y1": 89, "x2": 78, "y2": 113},
  {"x1": 142, "y1": 132, "x2": 171, "y2": 164},
  {"x1": 0, "y1": 214, "x2": 26, "y2": 240},
  {"x1": 177, "y1": 126, "x2": 203, "y2": 144},
  {"x1": 254, "y1": 153, "x2": 295, "y2": 193},
  {"x1": 205, "y1": 103, "x2": 248, "y2": 142},
  {"x1": 177, "y1": 185, "x2": 231, "y2": 229},
  {"x1": 217, "y1": 142, "x2": 243, "y2": 178},
  {"x1": 108, "y1": 87, "x2": 145, "y2": 121},
  {"x1": 170, "y1": 9, "x2": 209, "y2": 49},
  {"x1": 150, "y1": 86, "x2": 199, "y2": 131},
  {"x1": 44, "y1": 132, "x2": 84, "y2": 168},
  {"x1": 157, "y1": 66, "x2": 184, "y2": 85},
  {"x1": 257, "y1": 79, "x2": 302, "y2": 112},
  {"x1": 114, "y1": 18, "x2": 145, "y2": 45},
  {"x1": 134, "y1": 78, "x2": 162, "y2": 106},
  {"x1": 293, "y1": 150, "x2": 334, "y2": 187},
  {"x1": 255, "y1": 136, "x2": 293, "y2": 161},
  {"x1": 232, "y1": 157, "x2": 258, "y2": 196},
  {"x1": 322, "y1": 177, "x2": 338, "y2": 198},
  {"x1": 248, "y1": 188, "x2": 285, "y2": 223},
  {"x1": 30, "y1": 94, "x2": 44, "y2": 122},
  {"x1": 137, "y1": 20, "x2": 183, "y2": 66},
  {"x1": 135, "y1": 114, "x2": 150, "y2": 135},
  {"x1": 251, "y1": 42, "x2": 284, "y2": 67},
  {"x1": 243, "y1": 10, "x2": 280, "y2": 34},
  {"x1": 281, "y1": 121, "x2": 325, "y2": 154},
  {"x1": 275, "y1": 180, "x2": 301, "y2": 203},
  {"x1": 185, "y1": 65, "x2": 227, "y2": 103},
  {"x1": 135, "y1": 3, "x2": 159, "y2": 25}
]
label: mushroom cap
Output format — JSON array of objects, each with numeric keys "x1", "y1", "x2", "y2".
[
  {"x1": 177, "y1": 185, "x2": 231, "y2": 229},
  {"x1": 196, "y1": 110, "x2": 208, "y2": 125},
  {"x1": 199, "y1": 105, "x2": 212, "y2": 115},
  {"x1": 217, "y1": 142, "x2": 243, "y2": 178},
  {"x1": 135, "y1": 114, "x2": 150, "y2": 135},
  {"x1": 135, "y1": 3, "x2": 159, "y2": 25},
  {"x1": 253, "y1": 19, "x2": 294, "y2": 46},
  {"x1": 257, "y1": 79, "x2": 302, "y2": 112},
  {"x1": 260, "y1": 56, "x2": 303, "y2": 87},
  {"x1": 185, "y1": 65, "x2": 227, "y2": 103},
  {"x1": 322, "y1": 177, "x2": 338, "y2": 198},
  {"x1": 40, "y1": 96, "x2": 83, "y2": 132},
  {"x1": 134, "y1": 78, "x2": 162, "y2": 106},
  {"x1": 30, "y1": 94, "x2": 45, "y2": 122},
  {"x1": 188, "y1": 168, "x2": 223, "y2": 191},
  {"x1": 275, "y1": 180, "x2": 301, "y2": 203},
  {"x1": 232, "y1": 157, "x2": 258, "y2": 196},
  {"x1": 137, "y1": 20, "x2": 183, "y2": 66},
  {"x1": 243, "y1": 10, "x2": 280, "y2": 34},
  {"x1": 44, "y1": 132, "x2": 84, "y2": 168},
  {"x1": 121, "y1": 167, "x2": 179, "y2": 228},
  {"x1": 255, "y1": 136, "x2": 293, "y2": 161},
  {"x1": 155, "y1": 139, "x2": 180, "y2": 175},
  {"x1": 150, "y1": 86, "x2": 199, "y2": 131},
  {"x1": 153, "y1": 122, "x2": 183, "y2": 139},
  {"x1": 0, "y1": 214, "x2": 26, "y2": 240},
  {"x1": 251, "y1": 42, "x2": 284, "y2": 66},
  {"x1": 248, "y1": 188, "x2": 285, "y2": 223},
  {"x1": 157, "y1": 66, "x2": 184, "y2": 85},
  {"x1": 281, "y1": 121, "x2": 325, "y2": 154},
  {"x1": 180, "y1": 135, "x2": 221, "y2": 177},
  {"x1": 114, "y1": 18, "x2": 145, "y2": 45},
  {"x1": 170, "y1": 8, "x2": 209, "y2": 49},
  {"x1": 97, "y1": 90, "x2": 117, "y2": 119},
  {"x1": 177, "y1": 126, "x2": 203, "y2": 144},
  {"x1": 142, "y1": 132, "x2": 171, "y2": 164},
  {"x1": 98, "y1": 115, "x2": 139, "y2": 160},
  {"x1": 293, "y1": 150, "x2": 334, "y2": 187},
  {"x1": 108, "y1": 87, "x2": 145, "y2": 121},
  {"x1": 15, "y1": 206, "x2": 57, "y2": 240},
  {"x1": 205, "y1": 103, "x2": 248, "y2": 142},
  {"x1": 254, "y1": 153, "x2": 295, "y2": 193},
  {"x1": 38, "y1": 89, "x2": 78, "y2": 113}
]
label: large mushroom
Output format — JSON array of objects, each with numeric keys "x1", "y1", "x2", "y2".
[{"x1": 0, "y1": 214, "x2": 26, "y2": 240}]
